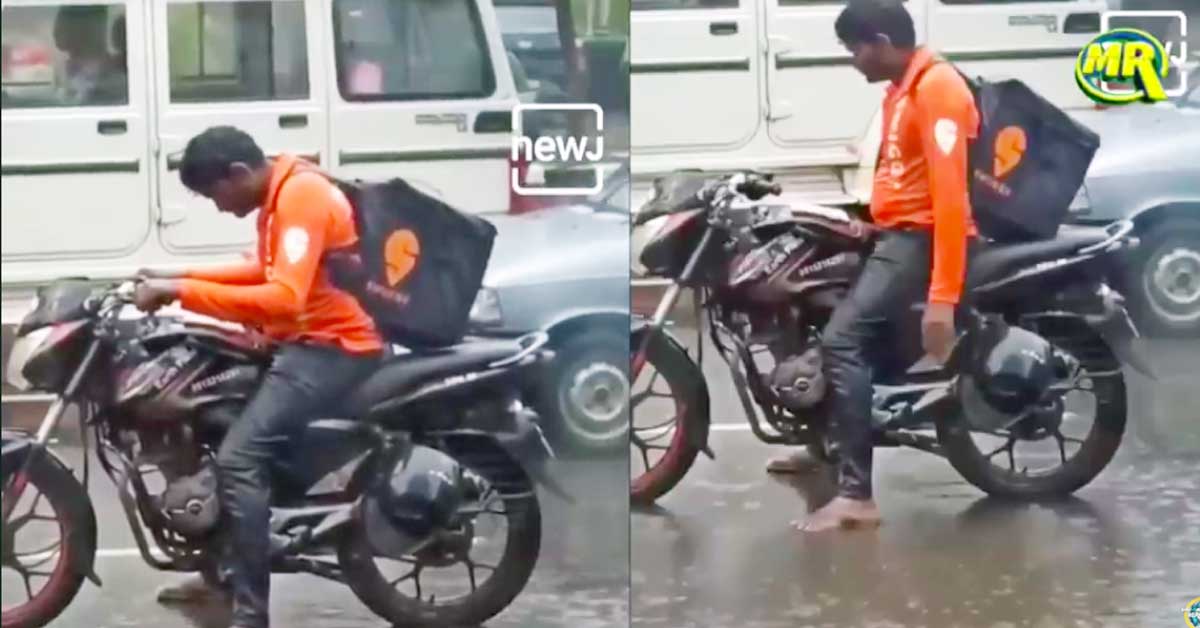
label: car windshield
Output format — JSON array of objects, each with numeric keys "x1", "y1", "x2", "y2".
[{"x1": 589, "y1": 164, "x2": 630, "y2": 213}]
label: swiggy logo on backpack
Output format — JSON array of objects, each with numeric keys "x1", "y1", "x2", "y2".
[
  {"x1": 993, "y1": 126, "x2": 1027, "y2": 179},
  {"x1": 1075, "y1": 26, "x2": 1175, "y2": 105},
  {"x1": 359, "y1": 229, "x2": 420, "y2": 308},
  {"x1": 383, "y1": 230, "x2": 420, "y2": 287},
  {"x1": 973, "y1": 125, "x2": 1026, "y2": 199}
]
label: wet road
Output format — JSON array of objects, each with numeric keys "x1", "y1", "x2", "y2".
[
  {"x1": 7, "y1": 450, "x2": 628, "y2": 628},
  {"x1": 631, "y1": 330, "x2": 1200, "y2": 628}
]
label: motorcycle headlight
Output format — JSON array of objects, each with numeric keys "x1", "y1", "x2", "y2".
[
  {"x1": 5, "y1": 326, "x2": 55, "y2": 391},
  {"x1": 469, "y1": 288, "x2": 503, "y2": 327}
]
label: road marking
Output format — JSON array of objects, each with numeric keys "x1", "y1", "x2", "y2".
[
  {"x1": 710, "y1": 423, "x2": 753, "y2": 432},
  {"x1": 96, "y1": 548, "x2": 165, "y2": 559},
  {"x1": 18, "y1": 548, "x2": 167, "y2": 562}
]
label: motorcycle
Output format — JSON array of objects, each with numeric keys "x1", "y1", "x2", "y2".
[
  {"x1": 1, "y1": 279, "x2": 568, "y2": 628},
  {"x1": 630, "y1": 171, "x2": 1154, "y2": 504}
]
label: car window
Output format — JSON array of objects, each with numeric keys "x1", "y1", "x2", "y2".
[
  {"x1": 495, "y1": 5, "x2": 558, "y2": 34},
  {"x1": 332, "y1": 0, "x2": 494, "y2": 101},
  {"x1": 633, "y1": 0, "x2": 738, "y2": 10},
  {"x1": 166, "y1": 0, "x2": 310, "y2": 103},
  {"x1": 1, "y1": 3, "x2": 128, "y2": 109}
]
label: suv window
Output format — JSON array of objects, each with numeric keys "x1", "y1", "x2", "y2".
[
  {"x1": 167, "y1": 0, "x2": 310, "y2": 103},
  {"x1": 332, "y1": 0, "x2": 494, "y2": 101},
  {"x1": 1, "y1": 4, "x2": 128, "y2": 109},
  {"x1": 633, "y1": 0, "x2": 738, "y2": 9}
]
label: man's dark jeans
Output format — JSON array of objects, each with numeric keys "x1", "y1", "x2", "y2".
[
  {"x1": 216, "y1": 342, "x2": 378, "y2": 628},
  {"x1": 820, "y1": 230, "x2": 970, "y2": 500}
]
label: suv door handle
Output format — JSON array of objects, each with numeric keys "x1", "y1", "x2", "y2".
[
  {"x1": 278, "y1": 114, "x2": 308, "y2": 129},
  {"x1": 1064, "y1": 12, "x2": 1100, "y2": 34},
  {"x1": 710, "y1": 21, "x2": 738, "y2": 36},
  {"x1": 97, "y1": 120, "x2": 127, "y2": 135}
]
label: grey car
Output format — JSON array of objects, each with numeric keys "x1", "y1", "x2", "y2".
[
  {"x1": 1065, "y1": 67, "x2": 1200, "y2": 335},
  {"x1": 469, "y1": 165, "x2": 630, "y2": 452}
]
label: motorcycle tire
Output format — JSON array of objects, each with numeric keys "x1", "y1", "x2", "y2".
[
  {"x1": 1, "y1": 452, "x2": 93, "y2": 628},
  {"x1": 630, "y1": 330, "x2": 706, "y2": 505},
  {"x1": 337, "y1": 494, "x2": 541, "y2": 627},
  {"x1": 937, "y1": 324, "x2": 1127, "y2": 499}
]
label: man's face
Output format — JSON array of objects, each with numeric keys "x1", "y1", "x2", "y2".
[
  {"x1": 844, "y1": 38, "x2": 890, "y2": 83},
  {"x1": 198, "y1": 163, "x2": 260, "y2": 218}
]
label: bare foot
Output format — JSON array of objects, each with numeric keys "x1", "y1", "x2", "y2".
[
  {"x1": 794, "y1": 496, "x2": 882, "y2": 533},
  {"x1": 765, "y1": 449, "x2": 824, "y2": 475}
]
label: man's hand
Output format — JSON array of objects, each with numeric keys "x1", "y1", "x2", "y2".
[
  {"x1": 922, "y1": 301, "x2": 957, "y2": 364},
  {"x1": 134, "y1": 279, "x2": 180, "y2": 313}
]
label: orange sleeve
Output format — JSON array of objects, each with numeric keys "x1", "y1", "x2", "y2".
[
  {"x1": 915, "y1": 67, "x2": 978, "y2": 305},
  {"x1": 184, "y1": 258, "x2": 264, "y2": 284},
  {"x1": 179, "y1": 174, "x2": 331, "y2": 325}
]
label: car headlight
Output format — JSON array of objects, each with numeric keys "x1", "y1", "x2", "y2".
[
  {"x1": 1068, "y1": 184, "x2": 1091, "y2": 214},
  {"x1": 5, "y1": 326, "x2": 54, "y2": 391},
  {"x1": 469, "y1": 288, "x2": 503, "y2": 327}
]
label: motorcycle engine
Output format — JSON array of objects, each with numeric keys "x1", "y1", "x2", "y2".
[
  {"x1": 158, "y1": 462, "x2": 221, "y2": 539},
  {"x1": 769, "y1": 344, "x2": 826, "y2": 409}
]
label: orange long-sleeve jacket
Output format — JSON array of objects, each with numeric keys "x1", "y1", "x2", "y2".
[
  {"x1": 871, "y1": 46, "x2": 980, "y2": 305},
  {"x1": 178, "y1": 155, "x2": 383, "y2": 355}
]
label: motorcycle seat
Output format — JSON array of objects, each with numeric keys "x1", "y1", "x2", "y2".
[
  {"x1": 966, "y1": 227, "x2": 1109, "y2": 290},
  {"x1": 347, "y1": 338, "x2": 527, "y2": 414}
]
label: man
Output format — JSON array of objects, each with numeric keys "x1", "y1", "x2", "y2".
[
  {"x1": 790, "y1": 0, "x2": 980, "y2": 532},
  {"x1": 134, "y1": 126, "x2": 383, "y2": 628},
  {"x1": 52, "y1": 6, "x2": 125, "y2": 105}
]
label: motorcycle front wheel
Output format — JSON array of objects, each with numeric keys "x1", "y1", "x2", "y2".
[
  {"x1": 1, "y1": 451, "x2": 92, "y2": 628},
  {"x1": 630, "y1": 330, "x2": 707, "y2": 505}
]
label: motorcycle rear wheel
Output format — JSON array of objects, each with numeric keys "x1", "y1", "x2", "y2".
[
  {"x1": 1, "y1": 453, "x2": 90, "y2": 628},
  {"x1": 937, "y1": 324, "x2": 1127, "y2": 499},
  {"x1": 337, "y1": 494, "x2": 541, "y2": 627}
]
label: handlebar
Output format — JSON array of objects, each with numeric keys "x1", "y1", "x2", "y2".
[
  {"x1": 632, "y1": 170, "x2": 783, "y2": 227},
  {"x1": 734, "y1": 175, "x2": 782, "y2": 201},
  {"x1": 1079, "y1": 219, "x2": 1137, "y2": 256}
]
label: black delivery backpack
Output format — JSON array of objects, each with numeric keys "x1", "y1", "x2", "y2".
[
  {"x1": 279, "y1": 163, "x2": 497, "y2": 348},
  {"x1": 916, "y1": 60, "x2": 1101, "y2": 242}
]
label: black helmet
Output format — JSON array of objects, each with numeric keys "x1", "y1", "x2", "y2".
[
  {"x1": 964, "y1": 323, "x2": 1062, "y2": 419},
  {"x1": 362, "y1": 445, "x2": 468, "y2": 558},
  {"x1": 379, "y1": 445, "x2": 465, "y2": 537}
]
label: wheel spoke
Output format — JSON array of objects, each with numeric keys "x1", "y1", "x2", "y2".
[
  {"x1": 465, "y1": 560, "x2": 477, "y2": 592},
  {"x1": 631, "y1": 389, "x2": 674, "y2": 407},
  {"x1": 984, "y1": 441, "x2": 1011, "y2": 460},
  {"x1": 390, "y1": 566, "x2": 419, "y2": 589},
  {"x1": 1051, "y1": 429, "x2": 1083, "y2": 463},
  {"x1": 637, "y1": 425, "x2": 676, "y2": 444},
  {"x1": 635, "y1": 414, "x2": 681, "y2": 432},
  {"x1": 22, "y1": 567, "x2": 35, "y2": 599}
]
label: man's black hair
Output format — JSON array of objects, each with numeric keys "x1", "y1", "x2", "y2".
[
  {"x1": 834, "y1": 0, "x2": 916, "y2": 49},
  {"x1": 179, "y1": 126, "x2": 266, "y2": 191}
]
